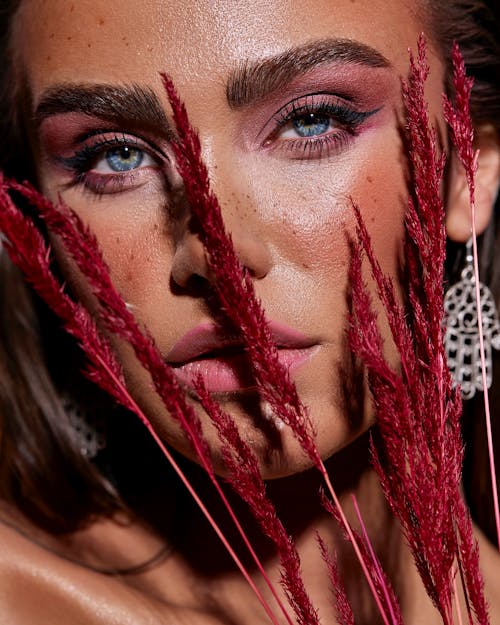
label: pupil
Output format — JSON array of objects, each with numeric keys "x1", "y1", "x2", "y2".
[
  {"x1": 119, "y1": 147, "x2": 132, "y2": 160},
  {"x1": 293, "y1": 113, "x2": 330, "y2": 138}
]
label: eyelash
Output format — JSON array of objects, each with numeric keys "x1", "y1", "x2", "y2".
[
  {"x1": 59, "y1": 133, "x2": 163, "y2": 196},
  {"x1": 57, "y1": 95, "x2": 375, "y2": 197},
  {"x1": 266, "y1": 94, "x2": 377, "y2": 158}
]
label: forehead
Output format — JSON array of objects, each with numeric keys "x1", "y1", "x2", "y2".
[{"x1": 15, "y1": 0, "x2": 427, "y2": 100}]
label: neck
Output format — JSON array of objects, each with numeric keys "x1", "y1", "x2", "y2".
[{"x1": 168, "y1": 429, "x2": 440, "y2": 625}]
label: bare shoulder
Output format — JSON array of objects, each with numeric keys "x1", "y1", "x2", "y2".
[
  {"x1": 0, "y1": 514, "x2": 223, "y2": 625},
  {"x1": 0, "y1": 516, "x2": 168, "y2": 625},
  {"x1": 0, "y1": 518, "x2": 76, "y2": 624},
  {"x1": 0, "y1": 518, "x2": 128, "y2": 624}
]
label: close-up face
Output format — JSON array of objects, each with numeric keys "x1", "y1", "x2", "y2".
[{"x1": 12, "y1": 0, "x2": 448, "y2": 476}]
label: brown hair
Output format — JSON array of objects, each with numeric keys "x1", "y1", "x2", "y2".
[
  {"x1": 0, "y1": 0, "x2": 499, "y2": 536},
  {"x1": 0, "y1": 1, "x2": 122, "y2": 533}
]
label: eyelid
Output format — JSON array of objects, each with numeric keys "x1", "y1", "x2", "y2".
[
  {"x1": 273, "y1": 92, "x2": 353, "y2": 119},
  {"x1": 257, "y1": 92, "x2": 379, "y2": 146},
  {"x1": 74, "y1": 126, "x2": 170, "y2": 157},
  {"x1": 59, "y1": 133, "x2": 165, "y2": 173},
  {"x1": 258, "y1": 93, "x2": 381, "y2": 160},
  {"x1": 277, "y1": 93, "x2": 377, "y2": 128},
  {"x1": 53, "y1": 130, "x2": 170, "y2": 198}
]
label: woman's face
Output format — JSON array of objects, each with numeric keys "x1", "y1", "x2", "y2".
[{"x1": 14, "y1": 0, "x2": 446, "y2": 476}]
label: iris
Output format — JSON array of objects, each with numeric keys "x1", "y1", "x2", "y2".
[
  {"x1": 105, "y1": 146, "x2": 144, "y2": 172},
  {"x1": 292, "y1": 113, "x2": 331, "y2": 137}
]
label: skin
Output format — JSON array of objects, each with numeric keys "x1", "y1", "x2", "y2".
[
  {"x1": 16, "y1": 0, "x2": 446, "y2": 474},
  {"x1": 3, "y1": 0, "x2": 500, "y2": 624}
]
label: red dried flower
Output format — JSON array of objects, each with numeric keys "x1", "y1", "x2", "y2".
[{"x1": 348, "y1": 35, "x2": 489, "y2": 625}]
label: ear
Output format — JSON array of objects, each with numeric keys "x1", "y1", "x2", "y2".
[{"x1": 446, "y1": 124, "x2": 500, "y2": 243}]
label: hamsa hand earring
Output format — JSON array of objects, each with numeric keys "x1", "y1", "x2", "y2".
[{"x1": 444, "y1": 238, "x2": 500, "y2": 400}]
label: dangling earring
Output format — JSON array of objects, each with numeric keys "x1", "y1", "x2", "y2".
[
  {"x1": 62, "y1": 395, "x2": 107, "y2": 459},
  {"x1": 444, "y1": 238, "x2": 500, "y2": 399}
]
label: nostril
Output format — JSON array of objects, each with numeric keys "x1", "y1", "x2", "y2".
[
  {"x1": 170, "y1": 232, "x2": 212, "y2": 288},
  {"x1": 169, "y1": 272, "x2": 213, "y2": 297},
  {"x1": 171, "y1": 222, "x2": 273, "y2": 289},
  {"x1": 185, "y1": 273, "x2": 213, "y2": 294}
]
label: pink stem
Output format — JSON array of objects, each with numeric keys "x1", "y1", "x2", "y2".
[
  {"x1": 94, "y1": 353, "x2": 282, "y2": 625},
  {"x1": 453, "y1": 572, "x2": 464, "y2": 625},
  {"x1": 469, "y1": 201, "x2": 500, "y2": 549},
  {"x1": 205, "y1": 478, "x2": 295, "y2": 625},
  {"x1": 318, "y1": 465, "x2": 391, "y2": 625},
  {"x1": 351, "y1": 495, "x2": 398, "y2": 625}
]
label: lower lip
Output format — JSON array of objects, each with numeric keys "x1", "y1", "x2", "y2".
[{"x1": 171, "y1": 347, "x2": 318, "y2": 393}]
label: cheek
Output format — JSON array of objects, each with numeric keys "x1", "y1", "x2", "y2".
[
  {"x1": 96, "y1": 219, "x2": 168, "y2": 301},
  {"x1": 236, "y1": 126, "x2": 408, "y2": 281},
  {"x1": 89, "y1": 221, "x2": 176, "y2": 349},
  {"x1": 42, "y1": 176, "x2": 176, "y2": 332}
]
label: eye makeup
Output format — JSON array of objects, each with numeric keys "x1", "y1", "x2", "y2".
[
  {"x1": 238, "y1": 61, "x2": 396, "y2": 159},
  {"x1": 57, "y1": 131, "x2": 164, "y2": 196},
  {"x1": 263, "y1": 93, "x2": 380, "y2": 159},
  {"x1": 36, "y1": 61, "x2": 394, "y2": 200},
  {"x1": 37, "y1": 114, "x2": 170, "y2": 198}
]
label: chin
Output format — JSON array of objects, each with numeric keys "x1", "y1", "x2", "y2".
[
  {"x1": 177, "y1": 390, "x2": 368, "y2": 480},
  {"x1": 120, "y1": 342, "x2": 370, "y2": 479}
]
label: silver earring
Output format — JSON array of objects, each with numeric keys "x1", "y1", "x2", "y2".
[
  {"x1": 444, "y1": 238, "x2": 500, "y2": 399},
  {"x1": 62, "y1": 396, "x2": 107, "y2": 459}
]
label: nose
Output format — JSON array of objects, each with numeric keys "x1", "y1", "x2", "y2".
[{"x1": 170, "y1": 210, "x2": 273, "y2": 289}]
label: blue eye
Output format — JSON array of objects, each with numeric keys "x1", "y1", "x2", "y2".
[
  {"x1": 59, "y1": 134, "x2": 162, "y2": 195},
  {"x1": 270, "y1": 94, "x2": 380, "y2": 158},
  {"x1": 103, "y1": 146, "x2": 145, "y2": 172},
  {"x1": 292, "y1": 113, "x2": 331, "y2": 138}
]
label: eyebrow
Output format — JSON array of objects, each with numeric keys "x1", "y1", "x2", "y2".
[
  {"x1": 34, "y1": 83, "x2": 172, "y2": 136},
  {"x1": 226, "y1": 38, "x2": 392, "y2": 108},
  {"x1": 33, "y1": 38, "x2": 390, "y2": 129}
]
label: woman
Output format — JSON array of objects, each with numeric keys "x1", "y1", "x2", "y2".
[{"x1": 0, "y1": 0, "x2": 499, "y2": 623}]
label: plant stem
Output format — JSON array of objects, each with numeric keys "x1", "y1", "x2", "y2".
[
  {"x1": 469, "y1": 203, "x2": 500, "y2": 550},
  {"x1": 95, "y1": 353, "x2": 283, "y2": 625},
  {"x1": 352, "y1": 495, "x2": 398, "y2": 625},
  {"x1": 318, "y1": 464, "x2": 391, "y2": 625}
]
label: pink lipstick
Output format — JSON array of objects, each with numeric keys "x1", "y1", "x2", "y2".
[{"x1": 166, "y1": 321, "x2": 318, "y2": 393}]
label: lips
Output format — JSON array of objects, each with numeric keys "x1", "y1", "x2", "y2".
[{"x1": 166, "y1": 321, "x2": 318, "y2": 393}]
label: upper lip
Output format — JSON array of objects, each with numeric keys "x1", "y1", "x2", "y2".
[{"x1": 166, "y1": 321, "x2": 316, "y2": 364}]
